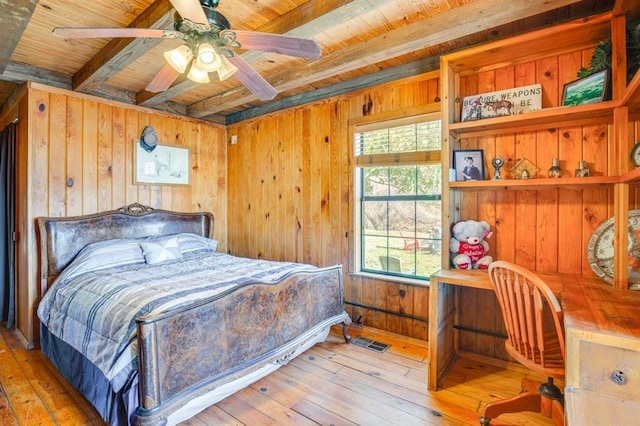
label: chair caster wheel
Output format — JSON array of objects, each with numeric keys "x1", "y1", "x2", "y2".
[{"x1": 479, "y1": 416, "x2": 491, "y2": 425}]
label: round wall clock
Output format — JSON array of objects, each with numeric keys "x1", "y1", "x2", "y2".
[
  {"x1": 587, "y1": 210, "x2": 640, "y2": 286},
  {"x1": 630, "y1": 142, "x2": 640, "y2": 167}
]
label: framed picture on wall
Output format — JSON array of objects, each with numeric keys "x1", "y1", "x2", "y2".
[
  {"x1": 453, "y1": 149, "x2": 485, "y2": 181},
  {"x1": 134, "y1": 140, "x2": 190, "y2": 186},
  {"x1": 562, "y1": 69, "x2": 609, "y2": 106}
]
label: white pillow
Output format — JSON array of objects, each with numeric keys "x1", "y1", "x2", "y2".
[
  {"x1": 177, "y1": 233, "x2": 218, "y2": 253},
  {"x1": 140, "y1": 236, "x2": 183, "y2": 264}
]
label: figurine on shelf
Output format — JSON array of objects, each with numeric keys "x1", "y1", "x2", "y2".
[
  {"x1": 491, "y1": 156, "x2": 505, "y2": 180},
  {"x1": 548, "y1": 157, "x2": 563, "y2": 178},
  {"x1": 511, "y1": 158, "x2": 540, "y2": 179},
  {"x1": 575, "y1": 160, "x2": 590, "y2": 177}
]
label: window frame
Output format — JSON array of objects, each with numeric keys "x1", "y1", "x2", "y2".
[{"x1": 350, "y1": 109, "x2": 442, "y2": 283}]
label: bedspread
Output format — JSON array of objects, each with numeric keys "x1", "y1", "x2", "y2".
[{"x1": 37, "y1": 234, "x2": 315, "y2": 393}]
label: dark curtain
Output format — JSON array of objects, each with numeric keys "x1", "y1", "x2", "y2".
[{"x1": 0, "y1": 122, "x2": 16, "y2": 327}]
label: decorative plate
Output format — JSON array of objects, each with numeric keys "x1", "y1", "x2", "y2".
[
  {"x1": 587, "y1": 210, "x2": 640, "y2": 286},
  {"x1": 631, "y1": 142, "x2": 640, "y2": 167}
]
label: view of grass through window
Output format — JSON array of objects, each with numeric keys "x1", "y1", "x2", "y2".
[{"x1": 355, "y1": 117, "x2": 442, "y2": 280}]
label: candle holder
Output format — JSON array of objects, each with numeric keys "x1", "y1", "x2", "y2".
[
  {"x1": 575, "y1": 160, "x2": 590, "y2": 177},
  {"x1": 548, "y1": 158, "x2": 563, "y2": 178}
]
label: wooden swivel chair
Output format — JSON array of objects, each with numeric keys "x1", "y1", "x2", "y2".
[{"x1": 480, "y1": 261, "x2": 565, "y2": 425}]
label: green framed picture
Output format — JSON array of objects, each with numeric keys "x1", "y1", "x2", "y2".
[{"x1": 562, "y1": 69, "x2": 609, "y2": 106}]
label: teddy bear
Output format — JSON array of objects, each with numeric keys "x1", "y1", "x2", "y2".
[{"x1": 450, "y1": 219, "x2": 493, "y2": 270}]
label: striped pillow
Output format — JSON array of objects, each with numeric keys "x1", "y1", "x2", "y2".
[{"x1": 140, "y1": 236, "x2": 183, "y2": 265}]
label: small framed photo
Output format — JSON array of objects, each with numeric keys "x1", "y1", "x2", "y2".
[
  {"x1": 453, "y1": 150, "x2": 485, "y2": 181},
  {"x1": 562, "y1": 69, "x2": 609, "y2": 106}
]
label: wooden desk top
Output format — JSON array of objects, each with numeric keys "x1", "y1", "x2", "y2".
[
  {"x1": 431, "y1": 268, "x2": 567, "y2": 294},
  {"x1": 562, "y1": 278, "x2": 640, "y2": 342},
  {"x1": 431, "y1": 269, "x2": 640, "y2": 342}
]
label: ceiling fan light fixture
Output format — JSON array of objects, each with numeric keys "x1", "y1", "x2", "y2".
[
  {"x1": 196, "y1": 42, "x2": 222, "y2": 72},
  {"x1": 164, "y1": 45, "x2": 193, "y2": 74},
  {"x1": 217, "y1": 55, "x2": 238, "y2": 81},
  {"x1": 187, "y1": 61, "x2": 210, "y2": 84}
]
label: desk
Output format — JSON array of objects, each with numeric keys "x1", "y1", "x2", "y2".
[
  {"x1": 428, "y1": 269, "x2": 640, "y2": 424},
  {"x1": 562, "y1": 279, "x2": 640, "y2": 424}
]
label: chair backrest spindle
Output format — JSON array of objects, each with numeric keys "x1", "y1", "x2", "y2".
[{"x1": 488, "y1": 261, "x2": 565, "y2": 378}]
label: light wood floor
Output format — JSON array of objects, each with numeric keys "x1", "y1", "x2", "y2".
[{"x1": 0, "y1": 324, "x2": 560, "y2": 425}]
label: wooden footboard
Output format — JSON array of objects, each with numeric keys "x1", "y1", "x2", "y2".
[{"x1": 134, "y1": 265, "x2": 351, "y2": 425}]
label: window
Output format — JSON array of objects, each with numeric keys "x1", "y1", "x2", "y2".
[{"x1": 354, "y1": 114, "x2": 442, "y2": 280}]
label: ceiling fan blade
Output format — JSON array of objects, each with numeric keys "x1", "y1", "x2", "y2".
[
  {"x1": 52, "y1": 27, "x2": 183, "y2": 39},
  {"x1": 145, "y1": 64, "x2": 181, "y2": 93},
  {"x1": 232, "y1": 31, "x2": 321, "y2": 60},
  {"x1": 170, "y1": 0, "x2": 209, "y2": 25},
  {"x1": 227, "y1": 55, "x2": 278, "y2": 101}
]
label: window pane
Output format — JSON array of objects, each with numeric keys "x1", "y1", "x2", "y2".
[
  {"x1": 362, "y1": 200, "x2": 388, "y2": 235},
  {"x1": 389, "y1": 167, "x2": 417, "y2": 196},
  {"x1": 418, "y1": 164, "x2": 442, "y2": 195},
  {"x1": 363, "y1": 167, "x2": 389, "y2": 197}
]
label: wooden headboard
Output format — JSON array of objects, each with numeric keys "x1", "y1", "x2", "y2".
[{"x1": 37, "y1": 203, "x2": 214, "y2": 288}]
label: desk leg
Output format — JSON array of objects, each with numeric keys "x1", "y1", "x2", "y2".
[
  {"x1": 428, "y1": 276, "x2": 440, "y2": 391},
  {"x1": 428, "y1": 277, "x2": 458, "y2": 391}
]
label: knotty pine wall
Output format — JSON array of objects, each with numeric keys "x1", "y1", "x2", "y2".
[
  {"x1": 227, "y1": 71, "x2": 441, "y2": 341},
  {"x1": 9, "y1": 82, "x2": 227, "y2": 346}
]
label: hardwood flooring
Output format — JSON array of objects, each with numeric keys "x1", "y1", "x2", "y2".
[{"x1": 0, "y1": 324, "x2": 559, "y2": 425}]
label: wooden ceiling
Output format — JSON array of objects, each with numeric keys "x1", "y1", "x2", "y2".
[{"x1": 0, "y1": 0, "x2": 617, "y2": 125}]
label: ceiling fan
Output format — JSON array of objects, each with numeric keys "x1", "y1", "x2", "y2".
[{"x1": 52, "y1": 0, "x2": 322, "y2": 100}]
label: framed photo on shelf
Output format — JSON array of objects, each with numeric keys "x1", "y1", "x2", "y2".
[
  {"x1": 134, "y1": 140, "x2": 190, "y2": 186},
  {"x1": 453, "y1": 149, "x2": 485, "y2": 181},
  {"x1": 562, "y1": 69, "x2": 609, "y2": 106}
]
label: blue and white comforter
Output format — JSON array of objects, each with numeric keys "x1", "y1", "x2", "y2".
[{"x1": 37, "y1": 233, "x2": 315, "y2": 392}]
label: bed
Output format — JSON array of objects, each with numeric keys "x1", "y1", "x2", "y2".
[{"x1": 36, "y1": 203, "x2": 351, "y2": 426}]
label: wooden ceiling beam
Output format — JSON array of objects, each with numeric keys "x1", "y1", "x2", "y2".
[
  {"x1": 137, "y1": 0, "x2": 394, "y2": 107},
  {"x1": 224, "y1": 56, "x2": 441, "y2": 125},
  {"x1": 0, "y1": 0, "x2": 39, "y2": 74},
  {"x1": 1, "y1": 62, "x2": 71, "y2": 88},
  {"x1": 73, "y1": 0, "x2": 175, "y2": 94},
  {"x1": 187, "y1": 0, "x2": 585, "y2": 118},
  {"x1": 0, "y1": 61, "x2": 135, "y2": 105}
]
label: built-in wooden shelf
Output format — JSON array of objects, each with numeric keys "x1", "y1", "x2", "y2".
[
  {"x1": 620, "y1": 166, "x2": 640, "y2": 183},
  {"x1": 449, "y1": 101, "x2": 619, "y2": 138},
  {"x1": 449, "y1": 176, "x2": 618, "y2": 191}
]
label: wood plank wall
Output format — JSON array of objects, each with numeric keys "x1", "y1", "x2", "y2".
[
  {"x1": 9, "y1": 82, "x2": 227, "y2": 346},
  {"x1": 227, "y1": 71, "x2": 441, "y2": 341}
]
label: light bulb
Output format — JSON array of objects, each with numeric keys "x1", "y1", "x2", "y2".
[
  {"x1": 217, "y1": 56, "x2": 238, "y2": 81},
  {"x1": 196, "y1": 42, "x2": 222, "y2": 72},
  {"x1": 187, "y1": 61, "x2": 210, "y2": 84},
  {"x1": 163, "y1": 45, "x2": 193, "y2": 74}
]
